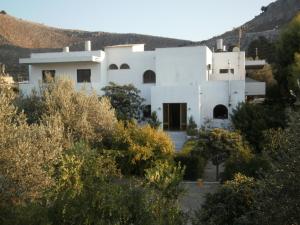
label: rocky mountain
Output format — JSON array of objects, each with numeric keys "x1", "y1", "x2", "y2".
[
  {"x1": 0, "y1": 0, "x2": 299, "y2": 80},
  {"x1": 200, "y1": 0, "x2": 300, "y2": 49}
]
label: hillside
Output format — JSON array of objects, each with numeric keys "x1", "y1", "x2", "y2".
[
  {"x1": 0, "y1": 0, "x2": 299, "y2": 80},
  {"x1": 0, "y1": 12, "x2": 194, "y2": 79},
  {"x1": 200, "y1": 0, "x2": 300, "y2": 49}
]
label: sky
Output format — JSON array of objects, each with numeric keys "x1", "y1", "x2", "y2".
[{"x1": 1, "y1": 0, "x2": 275, "y2": 41}]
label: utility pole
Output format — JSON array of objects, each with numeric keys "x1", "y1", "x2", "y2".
[{"x1": 237, "y1": 26, "x2": 247, "y2": 49}]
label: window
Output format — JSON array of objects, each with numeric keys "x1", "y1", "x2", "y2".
[
  {"x1": 213, "y1": 104, "x2": 228, "y2": 119},
  {"x1": 120, "y1": 63, "x2": 130, "y2": 69},
  {"x1": 143, "y1": 70, "x2": 156, "y2": 83},
  {"x1": 220, "y1": 69, "x2": 234, "y2": 74},
  {"x1": 77, "y1": 69, "x2": 91, "y2": 83},
  {"x1": 143, "y1": 105, "x2": 151, "y2": 118},
  {"x1": 42, "y1": 70, "x2": 55, "y2": 82},
  {"x1": 109, "y1": 64, "x2": 118, "y2": 70}
]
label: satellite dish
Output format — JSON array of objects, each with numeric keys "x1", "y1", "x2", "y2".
[{"x1": 232, "y1": 47, "x2": 240, "y2": 52}]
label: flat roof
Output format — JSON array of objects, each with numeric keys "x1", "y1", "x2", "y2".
[
  {"x1": 19, "y1": 55, "x2": 102, "y2": 64},
  {"x1": 105, "y1": 44, "x2": 145, "y2": 48}
]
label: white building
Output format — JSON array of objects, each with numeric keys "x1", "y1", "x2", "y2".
[{"x1": 19, "y1": 40, "x2": 265, "y2": 130}]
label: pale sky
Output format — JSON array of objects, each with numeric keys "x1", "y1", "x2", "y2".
[{"x1": 0, "y1": 0, "x2": 275, "y2": 41}]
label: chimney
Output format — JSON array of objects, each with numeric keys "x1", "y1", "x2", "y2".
[
  {"x1": 216, "y1": 39, "x2": 223, "y2": 51},
  {"x1": 63, "y1": 46, "x2": 69, "y2": 52},
  {"x1": 85, "y1": 41, "x2": 91, "y2": 51}
]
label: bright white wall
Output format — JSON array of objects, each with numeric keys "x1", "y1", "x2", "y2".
[
  {"x1": 155, "y1": 46, "x2": 211, "y2": 86},
  {"x1": 200, "y1": 80, "x2": 245, "y2": 128},
  {"x1": 25, "y1": 61, "x2": 103, "y2": 95},
  {"x1": 210, "y1": 52, "x2": 245, "y2": 81},
  {"x1": 151, "y1": 85, "x2": 201, "y2": 127},
  {"x1": 106, "y1": 47, "x2": 156, "y2": 105},
  {"x1": 245, "y1": 81, "x2": 266, "y2": 96}
]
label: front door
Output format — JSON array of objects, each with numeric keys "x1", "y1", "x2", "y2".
[{"x1": 163, "y1": 103, "x2": 187, "y2": 131}]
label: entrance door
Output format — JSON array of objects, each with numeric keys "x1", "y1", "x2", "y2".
[{"x1": 163, "y1": 103, "x2": 187, "y2": 131}]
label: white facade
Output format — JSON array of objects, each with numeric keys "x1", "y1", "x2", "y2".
[{"x1": 19, "y1": 41, "x2": 265, "y2": 130}]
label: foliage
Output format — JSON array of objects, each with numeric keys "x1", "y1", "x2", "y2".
[
  {"x1": 187, "y1": 116, "x2": 198, "y2": 136},
  {"x1": 145, "y1": 160, "x2": 185, "y2": 199},
  {"x1": 41, "y1": 78, "x2": 117, "y2": 147},
  {"x1": 174, "y1": 139, "x2": 206, "y2": 180},
  {"x1": 147, "y1": 111, "x2": 161, "y2": 129},
  {"x1": 273, "y1": 13, "x2": 300, "y2": 99},
  {"x1": 0, "y1": 88, "x2": 65, "y2": 206},
  {"x1": 247, "y1": 36, "x2": 275, "y2": 63},
  {"x1": 222, "y1": 154, "x2": 270, "y2": 181},
  {"x1": 175, "y1": 154, "x2": 206, "y2": 181},
  {"x1": 199, "y1": 128, "x2": 253, "y2": 164},
  {"x1": 249, "y1": 109, "x2": 300, "y2": 225},
  {"x1": 247, "y1": 64, "x2": 276, "y2": 87},
  {"x1": 102, "y1": 82, "x2": 145, "y2": 121},
  {"x1": 110, "y1": 122, "x2": 174, "y2": 175},
  {"x1": 15, "y1": 90, "x2": 45, "y2": 124},
  {"x1": 231, "y1": 102, "x2": 285, "y2": 152},
  {"x1": 193, "y1": 173, "x2": 258, "y2": 225},
  {"x1": 198, "y1": 128, "x2": 254, "y2": 181}
]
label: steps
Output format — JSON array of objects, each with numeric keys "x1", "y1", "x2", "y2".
[{"x1": 166, "y1": 131, "x2": 187, "y2": 151}]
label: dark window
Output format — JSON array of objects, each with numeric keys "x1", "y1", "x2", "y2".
[
  {"x1": 220, "y1": 69, "x2": 229, "y2": 74},
  {"x1": 143, "y1": 70, "x2": 156, "y2": 83},
  {"x1": 220, "y1": 69, "x2": 234, "y2": 74},
  {"x1": 213, "y1": 104, "x2": 228, "y2": 119},
  {"x1": 109, "y1": 64, "x2": 118, "y2": 70},
  {"x1": 77, "y1": 69, "x2": 91, "y2": 83},
  {"x1": 42, "y1": 70, "x2": 55, "y2": 82},
  {"x1": 120, "y1": 63, "x2": 130, "y2": 69},
  {"x1": 143, "y1": 105, "x2": 151, "y2": 118}
]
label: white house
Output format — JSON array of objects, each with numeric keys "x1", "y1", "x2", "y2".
[{"x1": 19, "y1": 40, "x2": 265, "y2": 130}]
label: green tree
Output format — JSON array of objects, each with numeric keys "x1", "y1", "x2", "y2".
[
  {"x1": 110, "y1": 122, "x2": 174, "y2": 176},
  {"x1": 231, "y1": 102, "x2": 285, "y2": 152},
  {"x1": 251, "y1": 110, "x2": 300, "y2": 225},
  {"x1": 187, "y1": 116, "x2": 198, "y2": 136},
  {"x1": 273, "y1": 13, "x2": 300, "y2": 99},
  {"x1": 193, "y1": 173, "x2": 258, "y2": 225},
  {"x1": 148, "y1": 111, "x2": 161, "y2": 129},
  {"x1": 102, "y1": 82, "x2": 145, "y2": 121},
  {"x1": 247, "y1": 36, "x2": 275, "y2": 63},
  {"x1": 42, "y1": 78, "x2": 117, "y2": 147},
  {"x1": 0, "y1": 88, "x2": 65, "y2": 206},
  {"x1": 199, "y1": 129, "x2": 253, "y2": 181}
]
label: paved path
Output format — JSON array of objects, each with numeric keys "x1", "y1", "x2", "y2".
[
  {"x1": 179, "y1": 161, "x2": 222, "y2": 214},
  {"x1": 166, "y1": 131, "x2": 187, "y2": 151}
]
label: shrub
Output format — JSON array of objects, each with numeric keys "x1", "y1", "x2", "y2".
[
  {"x1": 41, "y1": 78, "x2": 117, "y2": 147},
  {"x1": 192, "y1": 173, "x2": 258, "y2": 225},
  {"x1": 110, "y1": 122, "x2": 174, "y2": 175},
  {"x1": 148, "y1": 111, "x2": 161, "y2": 129},
  {"x1": 102, "y1": 82, "x2": 145, "y2": 121},
  {"x1": 175, "y1": 139, "x2": 207, "y2": 181},
  {"x1": 231, "y1": 102, "x2": 285, "y2": 152},
  {"x1": 187, "y1": 116, "x2": 198, "y2": 136},
  {"x1": 0, "y1": 89, "x2": 65, "y2": 205},
  {"x1": 175, "y1": 154, "x2": 206, "y2": 181},
  {"x1": 145, "y1": 160, "x2": 185, "y2": 199}
]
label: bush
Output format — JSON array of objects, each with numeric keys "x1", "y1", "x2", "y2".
[
  {"x1": 0, "y1": 88, "x2": 65, "y2": 205},
  {"x1": 175, "y1": 139, "x2": 207, "y2": 181},
  {"x1": 192, "y1": 173, "x2": 258, "y2": 225},
  {"x1": 222, "y1": 155, "x2": 271, "y2": 181},
  {"x1": 187, "y1": 116, "x2": 198, "y2": 136},
  {"x1": 231, "y1": 102, "x2": 285, "y2": 152},
  {"x1": 175, "y1": 154, "x2": 206, "y2": 181},
  {"x1": 145, "y1": 160, "x2": 185, "y2": 198},
  {"x1": 109, "y1": 122, "x2": 175, "y2": 176},
  {"x1": 148, "y1": 111, "x2": 161, "y2": 129},
  {"x1": 102, "y1": 82, "x2": 144, "y2": 121},
  {"x1": 42, "y1": 78, "x2": 117, "y2": 147}
]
